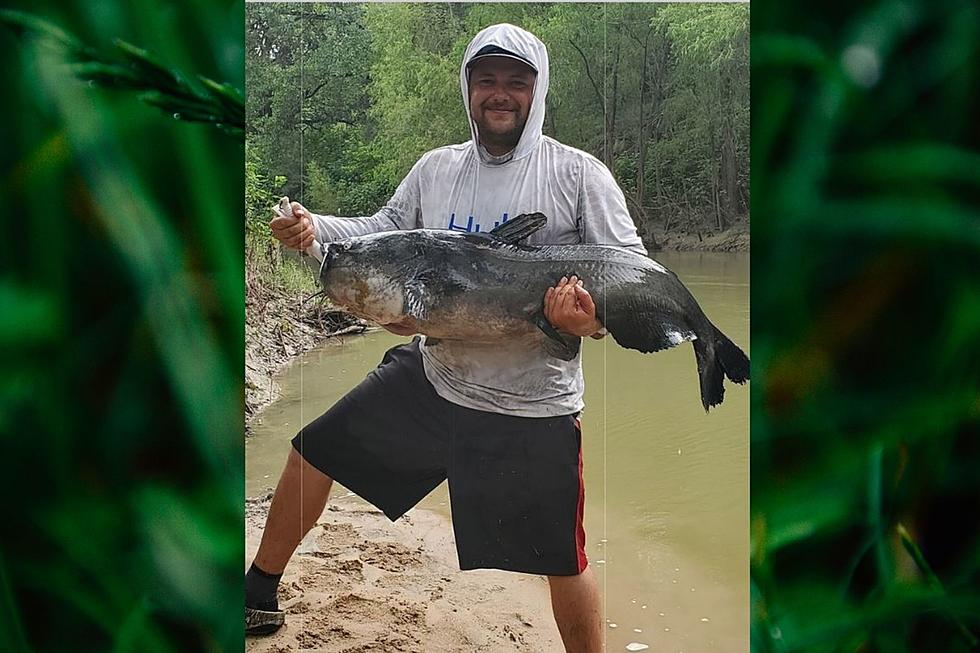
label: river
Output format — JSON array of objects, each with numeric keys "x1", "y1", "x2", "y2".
[{"x1": 246, "y1": 251, "x2": 749, "y2": 652}]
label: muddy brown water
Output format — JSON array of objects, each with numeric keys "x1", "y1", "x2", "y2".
[{"x1": 246, "y1": 251, "x2": 749, "y2": 652}]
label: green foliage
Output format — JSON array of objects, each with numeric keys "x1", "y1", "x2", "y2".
[
  {"x1": 305, "y1": 159, "x2": 341, "y2": 215},
  {"x1": 246, "y1": 142, "x2": 274, "y2": 222},
  {"x1": 246, "y1": 3, "x2": 383, "y2": 211},
  {"x1": 0, "y1": 10, "x2": 244, "y2": 138},
  {"x1": 362, "y1": 3, "x2": 470, "y2": 187},
  {"x1": 751, "y1": 0, "x2": 980, "y2": 649},
  {"x1": 0, "y1": 2, "x2": 243, "y2": 651},
  {"x1": 244, "y1": 141, "x2": 280, "y2": 274},
  {"x1": 245, "y1": 3, "x2": 749, "y2": 244}
]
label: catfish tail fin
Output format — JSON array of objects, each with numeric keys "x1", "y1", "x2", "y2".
[
  {"x1": 692, "y1": 327, "x2": 750, "y2": 411},
  {"x1": 693, "y1": 339, "x2": 725, "y2": 411},
  {"x1": 714, "y1": 325, "x2": 750, "y2": 384}
]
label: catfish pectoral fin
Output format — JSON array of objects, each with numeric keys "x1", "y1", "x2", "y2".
[
  {"x1": 542, "y1": 334, "x2": 581, "y2": 361},
  {"x1": 532, "y1": 312, "x2": 581, "y2": 361},
  {"x1": 424, "y1": 337, "x2": 442, "y2": 347}
]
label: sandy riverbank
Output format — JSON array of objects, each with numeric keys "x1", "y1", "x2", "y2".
[{"x1": 246, "y1": 492, "x2": 564, "y2": 652}]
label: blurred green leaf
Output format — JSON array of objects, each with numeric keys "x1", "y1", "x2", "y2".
[
  {"x1": 0, "y1": 283, "x2": 62, "y2": 346},
  {"x1": 753, "y1": 0, "x2": 980, "y2": 649},
  {"x1": 0, "y1": 553, "x2": 30, "y2": 653},
  {"x1": 0, "y1": 8, "x2": 89, "y2": 55},
  {"x1": 0, "y1": 2, "x2": 243, "y2": 651},
  {"x1": 752, "y1": 34, "x2": 831, "y2": 71},
  {"x1": 898, "y1": 524, "x2": 979, "y2": 647},
  {"x1": 0, "y1": 11, "x2": 243, "y2": 137},
  {"x1": 837, "y1": 143, "x2": 980, "y2": 188}
]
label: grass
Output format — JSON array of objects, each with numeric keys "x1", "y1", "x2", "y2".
[
  {"x1": 751, "y1": 0, "x2": 980, "y2": 650},
  {"x1": 0, "y1": 4, "x2": 244, "y2": 652}
]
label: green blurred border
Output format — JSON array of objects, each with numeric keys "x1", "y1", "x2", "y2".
[{"x1": 0, "y1": 1, "x2": 244, "y2": 651}]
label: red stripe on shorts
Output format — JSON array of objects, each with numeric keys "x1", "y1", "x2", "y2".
[{"x1": 575, "y1": 418, "x2": 588, "y2": 573}]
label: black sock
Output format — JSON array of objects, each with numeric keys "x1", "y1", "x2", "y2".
[{"x1": 245, "y1": 563, "x2": 283, "y2": 611}]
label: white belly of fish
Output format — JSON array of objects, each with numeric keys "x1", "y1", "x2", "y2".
[
  {"x1": 327, "y1": 271, "x2": 406, "y2": 326},
  {"x1": 420, "y1": 298, "x2": 541, "y2": 341}
]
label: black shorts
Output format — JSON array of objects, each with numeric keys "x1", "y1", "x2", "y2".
[{"x1": 291, "y1": 337, "x2": 588, "y2": 576}]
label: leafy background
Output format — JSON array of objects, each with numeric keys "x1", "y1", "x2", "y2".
[
  {"x1": 0, "y1": 1, "x2": 243, "y2": 652},
  {"x1": 751, "y1": 0, "x2": 980, "y2": 650},
  {"x1": 245, "y1": 3, "x2": 748, "y2": 256}
]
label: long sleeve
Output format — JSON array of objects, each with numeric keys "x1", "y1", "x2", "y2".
[
  {"x1": 310, "y1": 157, "x2": 424, "y2": 242},
  {"x1": 576, "y1": 156, "x2": 647, "y2": 255}
]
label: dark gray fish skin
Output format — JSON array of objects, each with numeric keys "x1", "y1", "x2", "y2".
[{"x1": 318, "y1": 224, "x2": 749, "y2": 410}]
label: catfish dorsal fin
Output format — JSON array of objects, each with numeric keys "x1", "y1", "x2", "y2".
[{"x1": 487, "y1": 212, "x2": 548, "y2": 244}]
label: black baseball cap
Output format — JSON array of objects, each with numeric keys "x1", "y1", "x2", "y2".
[{"x1": 466, "y1": 44, "x2": 537, "y2": 73}]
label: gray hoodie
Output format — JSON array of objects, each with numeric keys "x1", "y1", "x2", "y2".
[{"x1": 310, "y1": 23, "x2": 645, "y2": 417}]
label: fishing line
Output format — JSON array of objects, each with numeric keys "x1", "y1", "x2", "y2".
[
  {"x1": 601, "y1": 2, "x2": 608, "y2": 646},
  {"x1": 298, "y1": 3, "x2": 306, "y2": 564}
]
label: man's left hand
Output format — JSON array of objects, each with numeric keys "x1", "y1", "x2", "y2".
[{"x1": 544, "y1": 275, "x2": 604, "y2": 337}]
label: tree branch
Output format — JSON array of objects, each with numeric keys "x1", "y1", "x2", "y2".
[
  {"x1": 568, "y1": 39, "x2": 604, "y2": 105},
  {"x1": 303, "y1": 80, "x2": 329, "y2": 100}
]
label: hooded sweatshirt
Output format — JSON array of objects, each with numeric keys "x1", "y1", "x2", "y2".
[{"x1": 310, "y1": 23, "x2": 645, "y2": 417}]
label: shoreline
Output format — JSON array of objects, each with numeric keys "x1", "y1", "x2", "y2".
[
  {"x1": 648, "y1": 220, "x2": 749, "y2": 253},
  {"x1": 245, "y1": 277, "x2": 367, "y2": 429}
]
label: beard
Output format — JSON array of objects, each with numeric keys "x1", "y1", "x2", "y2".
[{"x1": 474, "y1": 106, "x2": 528, "y2": 151}]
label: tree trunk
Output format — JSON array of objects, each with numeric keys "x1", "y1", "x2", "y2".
[
  {"x1": 604, "y1": 41, "x2": 621, "y2": 172},
  {"x1": 546, "y1": 99, "x2": 558, "y2": 139},
  {"x1": 635, "y1": 30, "x2": 649, "y2": 214},
  {"x1": 567, "y1": 36, "x2": 618, "y2": 171},
  {"x1": 647, "y1": 24, "x2": 669, "y2": 230},
  {"x1": 721, "y1": 117, "x2": 736, "y2": 226},
  {"x1": 626, "y1": 193, "x2": 658, "y2": 251},
  {"x1": 714, "y1": 171, "x2": 724, "y2": 231}
]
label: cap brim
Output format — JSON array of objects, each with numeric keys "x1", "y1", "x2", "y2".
[{"x1": 466, "y1": 52, "x2": 537, "y2": 73}]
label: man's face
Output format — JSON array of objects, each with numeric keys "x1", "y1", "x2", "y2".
[{"x1": 468, "y1": 56, "x2": 536, "y2": 153}]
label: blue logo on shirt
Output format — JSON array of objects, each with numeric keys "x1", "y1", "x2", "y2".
[{"x1": 447, "y1": 213, "x2": 510, "y2": 233}]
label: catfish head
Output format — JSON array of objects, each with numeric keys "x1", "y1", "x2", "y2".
[{"x1": 318, "y1": 230, "x2": 439, "y2": 327}]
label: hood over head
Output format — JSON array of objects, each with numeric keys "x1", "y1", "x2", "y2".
[{"x1": 460, "y1": 24, "x2": 549, "y2": 163}]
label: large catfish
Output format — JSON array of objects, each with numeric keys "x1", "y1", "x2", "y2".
[{"x1": 314, "y1": 210, "x2": 750, "y2": 410}]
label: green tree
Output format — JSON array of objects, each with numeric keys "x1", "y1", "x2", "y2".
[{"x1": 245, "y1": 3, "x2": 749, "y2": 247}]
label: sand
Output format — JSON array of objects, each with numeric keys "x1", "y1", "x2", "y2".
[{"x1": 246, "y1": 492, "x2": 565, "y2": 653}]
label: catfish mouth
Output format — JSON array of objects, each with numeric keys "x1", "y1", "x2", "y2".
[
  {"x1": 317, "y1": 257, "x2": 340, "y2": 279},
  {"x1": 318, "y1": 245, "x2": 354, "y2": 275},
  {"x1": 380, "y1": 320, "x2": 417, "y2": 336}
]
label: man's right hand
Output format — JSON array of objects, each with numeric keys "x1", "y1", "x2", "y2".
[{"x1": 270, "y1": 200, "x2": 316, "y2": 251}]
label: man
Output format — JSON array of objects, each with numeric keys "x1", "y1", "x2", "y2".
[{"x1": 247, "y1": 23, "x2": 646, "y2": 653}]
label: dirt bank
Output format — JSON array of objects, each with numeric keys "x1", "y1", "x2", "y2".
[
  {"x1": 245, "y1": 265, "x2": 365, "y2": 430},
  {"x1": 650, "y1": 219, "x2": 750, "y2": 253}
]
